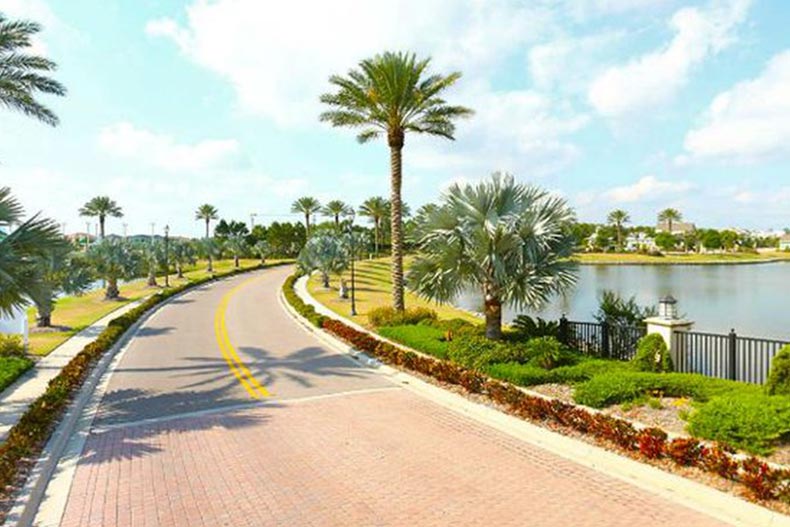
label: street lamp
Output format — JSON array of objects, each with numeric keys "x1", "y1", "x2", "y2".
[
  {"x1": 346, "y1": 211, "x2": 357, "y2": 316},
  {"x1": 164, "y1": 225, "x2": 170, "y2": 288},
  {"x1": 250, "y1": 213, "x2": 258, "y2": 230}
]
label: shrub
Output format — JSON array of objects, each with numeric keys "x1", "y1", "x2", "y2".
[
  {"x1": 283, "y1": 274, "x2": 326, "y2": 327},
  {"x1": 632, "y1": 333, "x2": 673, "y2": 373},
  {"x1": 367, "y1": 306, "x2": 437, "y2": 327},
  {"x1": 0, "y1": 356, "x2": 33, "y2": 392},
  {"x1": 378, "y1": 325, "x2": 449, "y2": 359},
  {"x1": 511, "y1": 315, "x2": 559, "y2": 340},
  {"x1": 766, "y1": 345, "x2": 790, "y2": 396},
  {"x1": 525, "y1": 336, "x2": 565, "y2": 369},
  {"x1": 0, "y1": 334, "x2": 25, "y2": 357},
  {"x1": 487, "y1": 357, "x2": 631, "y2": 387},
  {"x1": 447, "y1": 336, "x2": 530, "y2": 370},
  {"x1": 687, "y1": 394, "x2": 790, "y2": 455}
]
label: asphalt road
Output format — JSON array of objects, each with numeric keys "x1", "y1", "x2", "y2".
[{"x1": 51, "y1": 265, "x2": 731, "y2": 527}]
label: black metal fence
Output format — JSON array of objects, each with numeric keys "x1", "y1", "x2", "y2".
[
  {"x1": 673, "y1": 330, "x2": 789, "y2": 384},
  {"x1": 558, "y1": 318, "x2": 646, "y2": 360},
  {"x1": 557, "y1": 317, "x2": 789, "y2": 384}
]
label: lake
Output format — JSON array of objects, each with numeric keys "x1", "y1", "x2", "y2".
[{"x1": 452, "y1": 262, "x2": 790, "y2": 341}]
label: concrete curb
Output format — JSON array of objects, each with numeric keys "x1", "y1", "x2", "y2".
[{"x1": 287, "y1": 275, "x2": 790, "y2": 527}]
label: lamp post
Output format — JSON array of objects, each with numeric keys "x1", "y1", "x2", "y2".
[
  {"x1": 658, "y1": 295, "x2": 678, "y2": 320},
  {"x1": 164, "y1": 225, "x2": 170, "y2": 288},
  {"x1": 347, "y1": 211, "x2": 357, "y2": 316},
  {"x1": 250, "y1": 213, "x2": 258, "y2": 230}
]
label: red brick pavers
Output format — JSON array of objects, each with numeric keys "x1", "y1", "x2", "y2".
[{"x1": 60, "y1": 389, "x2": 729, "y2": 527}]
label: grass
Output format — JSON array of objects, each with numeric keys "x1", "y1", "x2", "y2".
[
  {"x1": 0, "y1": 356, "x2": 34, "y2": 393},
  {"x1": 576, "y1": 251, "x2": 790, "y2": 265},
  {"x1": 26, "y1": 258, "x2": 274, "y2": 356},
  {"x1": 306, "y1": 257, "x2": 480, "y2": 328},
  {"x1": 378, "y1": 324, "x2": 450, "y2": 359}
]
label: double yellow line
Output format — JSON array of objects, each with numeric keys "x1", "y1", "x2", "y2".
[{"x1": 214, "y1": 277, "x2": 271, "y2": 399}]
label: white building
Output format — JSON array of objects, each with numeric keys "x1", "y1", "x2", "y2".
[
  {"x1": 0, "y1": 305, "x2": 29, "y2": 345},
  {"x1": 780, "y1": 234, "x2": 790, "y2": 251}
]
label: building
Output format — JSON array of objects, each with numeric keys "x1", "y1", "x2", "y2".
[
  {"x1": 780, "y1": 234, "x2": 790, "y2": 251},
  {"x1": 0, "y1": 305, "x2": 28, "y2": 345},
  {"x1": 656, "y1": 220, "x2": 696, "y2": 236},
  {"x1": 624, "y1": 232, "x2": 656, "y2": 252}
]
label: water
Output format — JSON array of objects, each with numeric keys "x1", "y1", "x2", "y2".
[{"x1": 452, "y1": 262, "x2": 790, "y2": 340}]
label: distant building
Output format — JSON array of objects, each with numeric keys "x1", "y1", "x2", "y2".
[
  {"x1": 656, "y1": 220, "x2": 696, "y2": 235},
  {"x1": 780, "y1": 234, "x2": 790, "y2": 251},
  {"x1": 625, "y1": 232, "x2": 656, "y2": 252}
]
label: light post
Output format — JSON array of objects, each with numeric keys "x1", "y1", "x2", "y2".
[
  {"x1": 250, "y1": 213, "x2": 258, "y2": 230},
  {"x1": 164, "y1": 225, "x2": 170, "y2": 288},
  {"x1": 347, "y1": 211, "x2": 357, "y2": 316},
  {"x1": 658, "y1": 295, "x2": 678, "y2": 320},
  {"x1": 85, "y1": 221, "x2": 91, "y2": 251}
]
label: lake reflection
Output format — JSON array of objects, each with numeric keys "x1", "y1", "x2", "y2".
[{"x1": 451, "y1": 262, "x2": 790, "y2": 340}]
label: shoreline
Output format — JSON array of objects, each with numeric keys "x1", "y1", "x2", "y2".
[{"x1": 574, "y1": 255, "x2": 790, "y2": 267}]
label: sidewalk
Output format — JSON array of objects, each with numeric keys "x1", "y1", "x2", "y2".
[{"x1": 0, "y1": 301, "x2": 143, "y2": 441}]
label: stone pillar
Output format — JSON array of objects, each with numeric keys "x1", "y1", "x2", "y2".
[{"x1": 643, "y1": 316, "x2": 693, "y2": 366}]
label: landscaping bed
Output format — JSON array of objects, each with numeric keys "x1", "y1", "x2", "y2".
[{"x1": 286, "y1": 273, "x2": 790, "y2": 509}]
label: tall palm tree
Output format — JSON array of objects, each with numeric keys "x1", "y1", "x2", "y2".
[
  {"x1": 291, "y1": 196, "x2": 321, "y2": 237},
  {"x1": 658, "y1": 208, "x2": 682, "y2": 235},
  {"x1": 408, "y1": 173, "x2": 577, "y2": 340},
  {"x1": 195, "y1": 204, "x2": 219, "y2": 239},
  {"x1": 0, "y1": 13, "x2": 66, "y2": 126},
  {"x1": 0, "y1": 187, "x2": 68, "y2": 314},
  {"x1": 322, "y1": 200, "x2": 352, "y2": 228},
  {"x1": 607, "y1": 209, "x2": 630, "y2": 251},
  {"x1": 358, "y1": 196, "x2": 388, "y2": 256},
  {"x1": 320, "y1": 51, "x2": 473, "y2": 311},
  {"x1": 79, "y1": 196, "x2": 123, "y2": 238}
]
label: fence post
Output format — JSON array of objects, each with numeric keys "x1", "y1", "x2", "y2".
[
  {"x1": 558, "y1": 315, "x2": 569, "y2": 345},
  {"x1": 729, "y1": 329, "x2": 737, "y2": 381},
  {"x1": 601, "y1": 321, "x2": 610, "y2": 358}
]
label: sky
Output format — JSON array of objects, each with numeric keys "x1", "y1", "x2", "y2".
[{"x1": 1, "y1": 0, "x2": 789, "y2": 238}]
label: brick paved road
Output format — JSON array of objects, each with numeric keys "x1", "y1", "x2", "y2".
[{"x1": 55, "y1": 266, "x2": 731, "y2": 526}]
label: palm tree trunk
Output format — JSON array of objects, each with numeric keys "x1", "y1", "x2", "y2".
[
  {"x1": 207, "y1": 255, "x2": 213, "y2": 273},
  {"x1": 234, "y1": 255, "x2": 240, "y2": 268},
  {"x1": 483, "y1": 286, "x2": 503, "y2": 340},
  {"x1": 205, "y1": 219, "x2": 210, "y2": 239},
  {"x1": 36, "y1": 298, "x2": 53, "y2": 328},
  {"x1": 99, "y1": 216, "x2": 106, "y2": 239},
  {"x1": 305, "y1": 213, "x2": 310, "y2": 238},
  {"x1": 177, "y1": 263, "x2": 184, "y2": 278},
  {"x1": 147, "y1": 269, "x2": 158, "y2": 287},
  {"x1": 617, "y1": 225, "x2": 622, "y2": 251},
  {"x1": 322, "y1": 272, "x2": 329, "y2": 288},
  {"x1": 389, "y1": 139, "x2": 405, "y2": 311},
  {"x1": 106, "y1": 277, "x2": 119, "y2": 300}
]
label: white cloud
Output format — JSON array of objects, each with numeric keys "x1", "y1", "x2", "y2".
[
  {"x1": 145, "y1": 0, "x2": 553, "y2": 126},
  {"x1": 603, "y1": 175, "x2": 693, "y2": 203},
  {"x1": 97, "y1": 122, "x2": 240, "y2": 172},
  {"x1": 682, "y1": 50, "x2": 790, "y2": 162},
  {"x1": 0, "y1": 0, "x2": 60, "y2": 55},
  {"x1": 588, "y1": 0, "x2": 751, "y2": 118},
  {"x1": 529, "y1": 31, "x2": 624, "y2": 91}
]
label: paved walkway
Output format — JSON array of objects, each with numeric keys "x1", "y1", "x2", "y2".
[
  {"x1": 38, "y1": 267, "x2": 744, "y2": 526},
  {"x1": 0, "y1": 301, "x2": 143, "y2": 441}
]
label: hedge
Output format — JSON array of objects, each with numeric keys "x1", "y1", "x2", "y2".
[
  {"x1": 0, "y1": 261, "x2": 289, "y2": 506},
  {"x1": 282, "y1": 273, "x2": 790, "y2": 503},
  {"x1": 282, "y1": 274, "x2": 326, "y2": 328}
]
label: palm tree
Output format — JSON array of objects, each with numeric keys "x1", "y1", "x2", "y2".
[
  {"x1": 358, "y1": 196, "x2": 388, "y2": 256},
  {"x1": 322, "y1": 200, "x2": 352, "y2": 228},
  {"x1": 0, "y1": 187, "x2": 68, "y2": 315},
  {"x1": 141, "y1": 240, "x2": 165, "y2": 287},
  {"x1": 658, "y1": 208, "x2": 682, "y2": 235},
  {"x1": 87, "y1": 238, "x2": 141, "y2": 299},
  {"x1": 29, "y1": 248, "x2": 93, "y2": 327},
  {"x1": 607, "y1": 209, "x2": 630, "y2": 251},
  {"x1": 171, "y1": 240, "x2": 197, "y2": 278},
  {"x1": 254, "y1": 240, "x2": 270, "y2": 264},
  {"x1": 225, "y1": 234, "x2": 247, "y2": 268},
  {"x1": 291, "y1": 197, "x2": 321, "y2": 236},
  {"x1": 195, "y1": 204, "x2": 219, "y2": 239},
  {"x1": 79, "y1": 196, "x2": 123, "y2": 238},
  {"x1": 197, "y1": 238, "x2": 220, "y2": 273},
  {"x1": 297, "y1": 233, "x2": 348, "y2": 288},
  {"x1": 408, "y1": 173, "x2": 577, "y2": 340},
  {"x1": 320, "y1": 51, "x2": 473, "y2": 311},
  {"x1": 0, "y1": 13, "x2": 66, "y2": 126}
]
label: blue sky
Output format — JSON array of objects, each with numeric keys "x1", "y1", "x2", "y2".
[{"x1": 1, "y1": 0, "x2": 789, "y2": 237}]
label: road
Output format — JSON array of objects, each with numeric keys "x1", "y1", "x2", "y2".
[{"x1": 52, "y1": 265, "x2": 730, "y2": 526}]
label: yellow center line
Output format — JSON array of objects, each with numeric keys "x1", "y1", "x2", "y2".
[{"x1": 214, "y1": 277, "x2": 271, "y2": 399}]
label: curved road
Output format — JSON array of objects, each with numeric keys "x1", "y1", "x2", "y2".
[{"x1": 53, "y1": 266, "x2": 730, "y2": 527}]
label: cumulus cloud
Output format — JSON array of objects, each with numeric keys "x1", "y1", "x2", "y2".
[
  {"x1": 682, "y1": 50, "x2": 790, "y2": 162},
  {"x1": 97, "y1": 122, "x2": 241, "y2": 171},
  {"x1": 529, "y1": 31, "x2": 624, "y2": 91},
  {"x1": 602, "y1": 175, "x2": 693, "y2": 203},
  {"x1": 588, "y1": 0, "x2": 751, "y2": 118}
]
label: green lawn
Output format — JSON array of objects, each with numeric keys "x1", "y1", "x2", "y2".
[
  {"x1": 26, "y1": 258, "x2": 272, "y2": 356},
  {"x1": 576, "y1": 251, "x2": 790, "y2": 265},
  {"x1": 307, "y1": 257, "x2": 480, "y2": 328}
]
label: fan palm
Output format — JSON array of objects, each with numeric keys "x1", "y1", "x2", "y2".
[
  {"x1": 195, "y1": 204, "x2": 218, "y2": 239},
  {"x1": 408, "y1": 173, "x2": 577, "y2": 340},
  {"x1": 0, "y1": 13, "x2": 66, "y2": 126},
  {"x1": 171, "y1": 240, "x2": 197, "y2": 278},
  {"x1": 291, "y1": 197, "x2": 321, "y2": 237},
  {"x1": 0, "y1": 187, "x2": 68, "y2": 315},
  {"x1": 79, "y1": 196, "x2": 123, "y2": 238},
  {"x1": 658, "y1": 208, "x2": 682, "y2": 234},
  {"x1": 320, "y1": 51, "x2": 473, "y2": 311},
  {"x1": 297, "y1": 233, "x2": 348, "y2": 288},
  {"x1": 254, "y1": 239, "x2": 270, "y2": 264},
  {"x1": 606, "y1": 209, "x2": 630, "y2": 251},
  {"x1": 322, "y1": 200, "x2": 352, "y2": 228},
  {"x1": 29, "y1": 249, "x2": 93, "y2": 327},
  {"x1": 87, "y1": 238, "x2": 141, "y2": 299},
  {"x1": 358, "y1": 196, "x2": 388, "y2": 256},
  {"x1": 225, "y1": 234, "x2": 247, "y2": 268},
  {"x1": 141, "y1": 240, "x2": 165, "y2": 287},
  {"x1": 197, "y1": 238, "x2": 221, "y2": 273}
]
